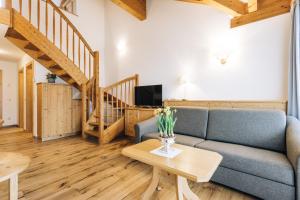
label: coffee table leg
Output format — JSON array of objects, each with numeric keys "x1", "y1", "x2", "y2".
[
  {"x1": 142, "y1": 166, "x2": 161, "y2": 200},
  {"x1": 9, "y1": 175, "x2": 18, "y2": 200},
  {"x1": 176, "y1": 176, "x2": 200, "y2": 200}
]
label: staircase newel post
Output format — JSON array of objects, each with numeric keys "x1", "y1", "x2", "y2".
[
  {"x1": 135, "y1": 74, "x2": 139, "y2": 86},
  {"x1": 133, "y1": 74, "x2": 139, "y2": 105},
  {"x1": 4, "y1": 0, "x2": 12, "y2": 9},
  {"x1": 93, "y1": 51, "x2": 100, "y2": 116},
  {"x1": 81, "y1": 83, "x2": 87, "y2": 138},
  {"x1": 99, "y1": 87, "x2": 104, "y2": 144}
]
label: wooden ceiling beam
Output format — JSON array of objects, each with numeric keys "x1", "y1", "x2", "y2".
[
  {"x1": 111, "y1": 0, "x2": 146, "y2": 20},
  {"x1": 231, "y1": 0, "x2": 291, "y2": 28},
  {"x1": 248, "y1": 0, "x2": 258, "y2": 12},
  {"x1": 178, "y1": 0, "x2": 248, "y2": 16}
]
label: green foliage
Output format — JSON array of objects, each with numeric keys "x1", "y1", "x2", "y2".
[{"x1": 155, "y1": 107, "x2": 177, "y2": 138}]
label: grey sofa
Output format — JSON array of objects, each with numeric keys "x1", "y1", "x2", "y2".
[{"x1": 135, "y1": 107, "x2": 300, "y2": 200}]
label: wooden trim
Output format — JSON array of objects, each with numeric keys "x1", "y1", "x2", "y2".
[
  {"x1": 177, "y1": 0, "x2": 247, "y2": 16},
  {"x1": 18, "y1": 69, "x2": 24, "y2": 128},
  {"x1": 164, "y1": 100, "x2": 288, "y2": 112},
  {"x1": 231, "y1": 0, "x2": 291, "y2": 28},
  {"x1": 248, "y1": 0, "x2": 258, "y2": 12},
  {"x1": 111, "y1": 0, "x2": 146, "y2": 20},
  {"x1": 25, "y1": 61, "x2": 34, "y2": 132}
]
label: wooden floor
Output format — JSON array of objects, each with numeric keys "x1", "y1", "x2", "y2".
[{"x1": 0, "y1": 129, "x2": 256, "y2": 200}]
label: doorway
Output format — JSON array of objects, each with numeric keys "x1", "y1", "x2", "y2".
[
  {"x1": 18, "y1": 69, "x2": 24, "y2": 128},
  {"x1": 25, "y1": 63, "x2": 33, "y2": 132}
]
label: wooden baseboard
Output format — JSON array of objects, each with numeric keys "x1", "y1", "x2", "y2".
[{"x1": 40, "y1": 132, "x2": 81, "y2": 142}]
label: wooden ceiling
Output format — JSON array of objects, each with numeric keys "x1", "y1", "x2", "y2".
[{"x1": 111, "y1": 0, "x2": 292, "y2": 28}]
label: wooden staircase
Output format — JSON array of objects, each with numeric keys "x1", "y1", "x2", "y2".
[
  {"x1": 0, "y1": 0, "x2": 139, "y2": 144},
  {"x1": 83, "y1": 74, "x2": 139, "y2": 144}
]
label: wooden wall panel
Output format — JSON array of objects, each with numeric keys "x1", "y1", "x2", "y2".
[{"x1": 164, "y1": 100, "x2": 287, "y2": 112}]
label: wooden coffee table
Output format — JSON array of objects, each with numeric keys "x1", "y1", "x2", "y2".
[
  {"x1": 122, "y1": 139, "x2": 222, "y2": 200},
  {"x1": 0, "y1": 152, "x2": 30, "y2": 200}
]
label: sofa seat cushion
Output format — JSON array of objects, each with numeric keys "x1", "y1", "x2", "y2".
[
  {"x1": 195, "y1": 141, "x2": 294, "y2": 186},
  {"x1": 207, "y1": 109, "x2": 286, "y2": 152},
  {"x1": 173, "y1": 107, "x2": 209, "y2": 138},
  {"x1": 141, "y1": 132, "x2": 204, "y2": 147}
]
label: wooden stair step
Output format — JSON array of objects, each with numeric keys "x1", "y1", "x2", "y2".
[
  {"x1": 5, "y1": 28, "x2": 27, "y2": 41},
  {"x1": 65, "y1": 78, "x2": 76, "y2": 85},
  {"x1": 88, "y1": 121, "x2": 99, "y2": 126},
  {"x1": 24, "y1": 42, "x2": 40, "y2": 51},
  {"x1": 38, "y1": 54, "x2": 52, "y2": 61},
  {"x1": 49, "y1": 64, "x2": 61, "y2": 69},
  {"x1": 104, "y1": 122, "x2": 112, "y2": 127},
  {"x1": 52, "y1": 69, "x2": 67, "y2": 76},
  {"x1": 84, "y1": 129, "x2": 99, "y2": 137}
]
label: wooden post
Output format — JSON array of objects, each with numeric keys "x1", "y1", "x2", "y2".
[
  {"x1": 93, "y1": 51, "x2": 101, "y2": 142},
  {"x1": 135, "y1": 74, "x2": 139, "y2": 86},
  {"x1": 5, "y1": 0, "x2": 12, "y2": 9},
  {"x1": 94, "y1": 51, "x2": 100, "y2": 118},
  {"x1": 81, "y1": 83, "x2": 87, "y2": 138},
  {"x1": 133, "y1": 74, "x2": 139, "y2": 105},
  {"x1": 99, "y1": 87, "x2": 104, "y2": 144}
]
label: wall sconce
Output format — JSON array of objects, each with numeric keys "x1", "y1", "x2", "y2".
[
  {"x1": 217, "y1": 54, "x2": 229, "y2": 65},
  {"x1": 116, "y1": 39, "x2": 127, "y2": 56}
]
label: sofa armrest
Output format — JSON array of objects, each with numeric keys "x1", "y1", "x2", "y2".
[
  {"x1": 286, "y1": 116, "x2": 300, "y2": 200},
  {"x1": 286, "y1": 116, "x2": 300, "y2": 169},
  {"x1": 134, "y1": 116, "x2": 157, "y2": 143}
]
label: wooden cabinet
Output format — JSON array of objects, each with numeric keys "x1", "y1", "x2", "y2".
[
  {"x1": 37, "y1": 83, "x2": 81, "y2": 141},
  {"x1": 125, "y1": 107, "x2": 156, "y2": 137}
]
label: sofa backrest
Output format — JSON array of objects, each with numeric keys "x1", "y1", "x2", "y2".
[
  {"x1": 173, "y1": 107, "x2": 209, "y2": 138},
  {"x1": 207, "y1": 109, "x2": 286, "y2": 152}
]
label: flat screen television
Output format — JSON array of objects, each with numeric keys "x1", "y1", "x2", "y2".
[{"x1": 135, "y1": 85, "x2": 162, "y2": 107}]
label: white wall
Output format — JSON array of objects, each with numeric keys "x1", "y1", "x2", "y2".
[
  {"x1": 104, "y1": 0, "x2": 291, "y2": 101},
  {"x1": 0, "y1": 60, "x2": 18, "y2": 126}
]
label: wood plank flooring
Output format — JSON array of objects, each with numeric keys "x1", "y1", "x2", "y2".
[{"x1": 0, "y1": 130, "x2": 256, "y2": 200}]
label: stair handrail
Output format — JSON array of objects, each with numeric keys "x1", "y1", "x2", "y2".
[
  {"x1": 46, "y1": 0, "x2": 94, "y2": 56},
  {"x1": 99, "y1": 74, "x2": 139, "y2": 140},
  {"x1": 6, "y1": 0, "x2": 97, "y2": 80},
  {"x1": 103, "y1": 74, "x2": 139, "y2": 92}
]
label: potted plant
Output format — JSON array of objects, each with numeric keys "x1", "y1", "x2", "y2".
[
  {"x1": 155, "y1": 107, "x2": 177, "y2": 153},
  {"x1": 46, "y1": 73, "x2": 57, "y2": 83}
]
